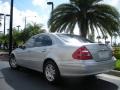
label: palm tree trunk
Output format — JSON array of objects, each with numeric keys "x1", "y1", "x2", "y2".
[
  {"x1": 80, "y1": 21, "x2": 87, "y2": 38},
  {"x1": 79, "y1": 11, "x2": 88, "y2": 38}
]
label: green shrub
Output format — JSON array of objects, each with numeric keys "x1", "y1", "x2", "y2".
[
  {"x1": 115, "y1": 59, "x2": 120, "y2": 70},
  {"x1": 113, "y1": 47, "x2": 120, "y2": 59}
]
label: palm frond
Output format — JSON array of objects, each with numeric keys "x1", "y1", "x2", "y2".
[{"x1": 48, "y1": 0, "x2": 120, "y2": 38}]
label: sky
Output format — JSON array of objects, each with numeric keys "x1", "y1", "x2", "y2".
[
  {"x1": 0, "y1": 0, "x2": 120, "y2": 43},
  {"x1": 0, "y1": 0, "x2": 69, "y2": 31}
]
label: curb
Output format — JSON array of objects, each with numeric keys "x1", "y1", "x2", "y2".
[
  {"x1": 0, "y1": 52, "x2": 9, "y2": 61},
  {"x1": 106, "y1": 70, "x2": 120, "y2": 77}
]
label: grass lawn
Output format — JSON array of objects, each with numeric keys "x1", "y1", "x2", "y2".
[{"x1": 115, "y1": 59, "x2": 120, "y2": 70}]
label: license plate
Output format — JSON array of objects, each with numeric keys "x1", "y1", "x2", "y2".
[{"x1": 99, "y1": 51, "x2": 109, "y2": 59}]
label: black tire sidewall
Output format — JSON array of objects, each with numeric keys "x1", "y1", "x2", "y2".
[{"x1": 9, "y1": 55, "x2": 18, "y2": 69}]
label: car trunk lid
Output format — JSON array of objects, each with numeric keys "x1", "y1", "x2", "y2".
[{"x1": 84, "y1": 43, "x2": 112, "y2": 62}]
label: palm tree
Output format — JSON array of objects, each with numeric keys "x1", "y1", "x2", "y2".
[
  {"x1": 112, "y1": 32, "x2": 118, "y2": 46},
  {"x1": 103, "y1": 35, "x2": 108, "y2": 43},
  {"x1": 96, "y1": 35, "x2": 101, "y2": 43},
  {"x1": 48, "y1": 0, "x2": 120, "y2": 38},
  {"x1": 20, "y1": 23, "x2": 45, "y2": 43}
]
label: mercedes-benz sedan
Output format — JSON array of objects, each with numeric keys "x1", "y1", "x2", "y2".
[{"x1": 9, "y1": 33, "x2": 115, "y2": 83}]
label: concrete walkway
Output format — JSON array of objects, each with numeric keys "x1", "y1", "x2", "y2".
[{"x1": 106, "y1": 70, "x2": 120, "y2": 77}]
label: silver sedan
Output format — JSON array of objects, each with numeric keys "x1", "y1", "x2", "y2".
[{"x1": 9, "y1": 33, "x2": 116, "y2": 83}]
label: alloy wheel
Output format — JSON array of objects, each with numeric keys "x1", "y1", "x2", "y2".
[
  {"x1": 9, "y1": 56, "x2": 18, "y2": 69},
  {"x1": 45, "y1": 64, "x2": 56, "y2": 82}
]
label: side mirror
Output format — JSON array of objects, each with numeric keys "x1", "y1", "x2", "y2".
[{"x1": 19, "y1": 45, "x2": 26, "y2": 49}]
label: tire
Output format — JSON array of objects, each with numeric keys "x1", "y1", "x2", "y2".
[
  {"x1": 84, "y1": 75, "x2": 97, "y2": 81},
  {"x1": 43, "y1": 61, "x2": 61, "y2": 84},
  {"x1": 9, "y1": 55, "x2": 18, "y2": 69}
]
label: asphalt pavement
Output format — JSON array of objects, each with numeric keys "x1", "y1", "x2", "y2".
[{"x1": 0, "y1": 61, "x2": 120, "y2": 90}]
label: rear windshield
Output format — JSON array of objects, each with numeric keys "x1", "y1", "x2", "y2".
[{"x1": 57, "y1": 34, "x2": 93, "y2": 45}]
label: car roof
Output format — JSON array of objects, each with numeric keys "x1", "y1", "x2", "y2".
[
  {"x1": 32, "y1": 33, "x2": 91, "y2": 41},
  {"x1": 34, "y1": 32, "x2": 80, "y2": 36}
]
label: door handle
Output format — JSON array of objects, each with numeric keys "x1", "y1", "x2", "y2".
[
  {"x1": 27, "y1": 50, "x2": 32, "y2": 52},
  {"x1": 42, "y1": 49, "x2": 46, "y2": 52}
]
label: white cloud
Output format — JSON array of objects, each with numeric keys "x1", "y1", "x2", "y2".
[
  {"x1": 0, "y1": 0, "x2": 120, "y2": 37},
  {"x1": 0, "y1": 2, "x2": 10, "y2": 14},
  {"x1": 103, "y1": 0, "x2": 119, "y2": 6},
  {"x1": 0, "y1": 1, "x2": 48, "y2": 34},
  {"x1": 19, "y1": 10, "x2": 48, "y2": 29},
  {"x1": 103, "y1": 0, "x2": 120, "y2": 10},
  {"x1": 32, "y1": 0, "x2": 47, "y2": 9}
]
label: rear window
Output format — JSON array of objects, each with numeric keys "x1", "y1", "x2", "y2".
[{"x1": 57, "y1": 34, "x2": 93, "y2": 45}]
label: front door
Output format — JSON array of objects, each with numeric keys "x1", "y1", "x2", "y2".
[{"x1": 27, "y1": 35, "x2": 53, "y2": 71}]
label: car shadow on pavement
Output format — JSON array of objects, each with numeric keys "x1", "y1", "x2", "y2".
[
  {"x1": 1, "y1": 67, "x2": 119, "y2": 90},
  {"x1": 1, "y1": 67, "x2": 57, "y2": 90}
]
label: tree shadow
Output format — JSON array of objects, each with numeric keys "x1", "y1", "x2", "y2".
[{"x1": 1, "y1": 67, "x2": 119, "y2": 90}]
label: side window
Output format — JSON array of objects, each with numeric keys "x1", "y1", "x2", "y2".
[
  {"x1": 42, "y1": 35, "x2": 52, "y2": 46},
  {"x1": 34, "y1": 35, "x2": 52, "y2": 47},
  {"x1": 25, "y1": 37, "x2": 35, "y2": 48},
  {"x1": 34, "y1": 36, "x2": 43, "y2": 47}
]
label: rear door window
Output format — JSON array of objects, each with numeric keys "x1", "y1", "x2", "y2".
[{"x1": 34, "y1": 35, "x2": 52, "y2": 47}]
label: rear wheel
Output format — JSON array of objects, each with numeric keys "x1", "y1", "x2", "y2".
[
  {"x1": 43, "y1": 61, "x2": 61, "y2": 84},
  {"x1": 9, "y1": 55, "x2": 18, "y2": 69}
]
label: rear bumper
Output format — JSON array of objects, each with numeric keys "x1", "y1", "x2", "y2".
[{"x1": 59, "y1": 59, "x2": 115, "y2": 77}]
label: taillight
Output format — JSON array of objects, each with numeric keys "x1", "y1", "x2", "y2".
[{"x1": 72, "y1": 46, "x2": 93, "y2": 60}]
